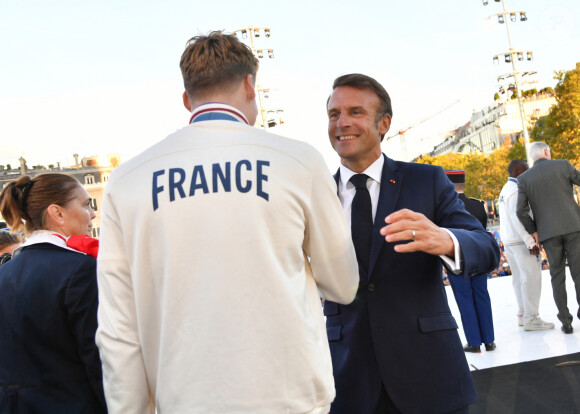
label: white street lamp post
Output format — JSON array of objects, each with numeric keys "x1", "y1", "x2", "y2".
[{"x1": 484, "y1": 0, "x2": 533, "y2": 165}]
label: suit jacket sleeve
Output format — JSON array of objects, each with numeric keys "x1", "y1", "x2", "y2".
[
  {"x1": 434, "y1": 168, "x2": 500, "y2": 277},
  {"x1": 516, "y1": 177, "x2": 536, "y2": 235},
  {"x1": 96, "y1": 187, "x2": 154, "y2": 414},
  {"x1": 567, "y1": 160, "x2": 580, "y2": 185},
  {"x1": 505, "y1": 184, "x2": 536, "y2": 248},
  {"x1": 65, "y1": 256, "x2": 107, "y2": 409},
  {"x1": 303, "y1": 151, "x2": 358, "y2": 304}
]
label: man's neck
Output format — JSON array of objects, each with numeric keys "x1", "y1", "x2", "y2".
[{"x1": 340, "y1": 153, "x2": 382, "y2": 174}]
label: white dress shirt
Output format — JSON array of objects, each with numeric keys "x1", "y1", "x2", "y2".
[{"x1": 337, "y1": 155, "x2": 461, "y2": 271}]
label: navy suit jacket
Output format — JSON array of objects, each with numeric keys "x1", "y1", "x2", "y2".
[
  {"x1": 0, "y1": 243, "x2": 107, "y2": 414},
  {"x1": 325, "y1": 155, "x2": 499, "y2": 414}
]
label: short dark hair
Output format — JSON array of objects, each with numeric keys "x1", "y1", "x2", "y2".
[
  {"x1": 330, "y1": 73, "x2": 393, "y2": 141},
  {"x1": 0, "y1": 230, "x2": 23, "y2": 251},
  {"x1": 333, "y1": 73, "x2": 393, "y2": 119},
  {"x1": 507, "y1": 159, "x2": 528, "y2": 178},
  {"x1": 0, "y1": 174, "x2": 81, "y2": 235},
  {"x1": 180, "y1": 31, "x2": 259, "y2": 100}
]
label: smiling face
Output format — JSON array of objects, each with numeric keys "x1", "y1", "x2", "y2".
[
  {"x1": 327, "y1": 86, "x2": 391, "y2": 173},
  {"x1": 59, "y1": 185, "x2": 96, "y2": 237}
]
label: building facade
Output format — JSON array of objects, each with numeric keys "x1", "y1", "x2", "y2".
[
  {"x1": 0, "y1": 154, "x2": 120, "y2": 238},
  {"x1": 429, "y1": 92, "x2": 556, "y2": 157}
]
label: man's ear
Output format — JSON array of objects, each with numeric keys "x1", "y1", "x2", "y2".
[
  {"x1": 183, "y1": 91, "x2": 192, "y2": 112},
  {"x1": 244, "y1": 74, "x2": 256, "y2": 101},
  {"x1": 378, "y1": 114, "x2": 392, "y2": 136}
]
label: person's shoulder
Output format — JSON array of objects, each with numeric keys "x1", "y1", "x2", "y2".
[
  {"x1": 554, "y1": 158, "x2": 575, "y2": 169},
  {"x1": 467, "y1": 196, "x2": 485, "y2": 205},
  {"x1": 16, "y1": 244, "x2": 96, "y2": 273},
  {"x1": 253, "y1": 127, "x2": 318, "y2": 152},
  {"x1": 393, "y1": 159, "x2": 444, "y2": 177},
  {"x1": 517, "y1": 167, "x2": 531, "y2": 182},
  {"x1": 47, "y1": 243, "x2": 97, "y2": 264},
  {"x1": 397, "y1": 160, "x2": 441, "y2": 171},
  {"x1": 250, "y1": 128, "x2": 329, "y2": 169},
  {"x1": 106, "y1": 129, "x2": 184, "y2": 186}
]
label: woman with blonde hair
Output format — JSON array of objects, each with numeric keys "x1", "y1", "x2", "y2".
[{"x1": 0, "y1": 173, "x2": 106, "y2": 413}]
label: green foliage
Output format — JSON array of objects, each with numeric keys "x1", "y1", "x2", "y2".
[
  {"x1": 494, "y1": 92, "x2": 500, "y2": 101},
  {"x1": 530, "y1": 63, "x2": 580, "y2": 167}
]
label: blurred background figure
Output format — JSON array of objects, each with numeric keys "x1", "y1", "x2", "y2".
[
  {"x1": 446, "y1": 170, "x2": 496, "y2": 353},
  {"x1": 0, "y1": 230, "x2": 24, "y2": 266},
  {"x1": 499, "y1": 263, "x2": 512, "y2": 276},
  {"x1": 0, "y1": 174, "x2": 106, "y2": 413},
  {"x1": 499, "y1": 160, "x2": 554, "y2": 331}
]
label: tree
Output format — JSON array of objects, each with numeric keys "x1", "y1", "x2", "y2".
[
  {"x1": 531, "y1": 63, "x2": 580, "y2": 167},
  {"x1": 539, "y1": 86, "x2": 554, "y2": 94},
  {"x1": 415, "y1": 137, "x2": 528, "y2": 201}
]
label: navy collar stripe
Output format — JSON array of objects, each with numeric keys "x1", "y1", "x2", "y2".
[{"x1": 190, "y1": 105, "x2": 249, "y2": 125}]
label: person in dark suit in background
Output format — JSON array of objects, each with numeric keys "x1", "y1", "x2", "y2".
[
  {"x1": 445, "y1": 170, "x2": 496, "y2": 353},
  {"x1": 0, "y1": 174, "x2": 106, "y2": 413},
  {"x1": 324, "y1": 73, "x2": 500, "y2": 414},
  {"x1": 516, "y1": 141, "x2": 580, "y2": 334}
]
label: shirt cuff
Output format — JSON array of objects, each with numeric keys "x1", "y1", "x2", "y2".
[
  {"x1": 524, "y1": 234, "x2": 536, "y2": 249},
  {"x1": 440, "y1": 228, "x2": 461, "y2": 272}
]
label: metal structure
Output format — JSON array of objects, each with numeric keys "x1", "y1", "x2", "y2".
[
  {"x1": 233, "y1": 26, "x2": 283, "y2": 129},
  {"x1": 483, "y1": 0, "x2": 533, "y2": 164}
]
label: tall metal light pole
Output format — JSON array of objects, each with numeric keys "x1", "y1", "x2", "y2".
[
  {"x1": 233, "y1": 26, "x2": 282, "y2": 130},
  {"x1": 483, "y1": 0, "x2": 533, "y2": 165}
]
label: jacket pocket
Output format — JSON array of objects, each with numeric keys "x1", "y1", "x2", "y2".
[
  {"x1": 417, "y1": 313, "x2": 458, "y2": 333},
  {"x1": 323, "y1": 301, "x2": 339, "y2": 316},
  {"x1": 327, "y1": 324, "x2": 342, "y2": 341}
]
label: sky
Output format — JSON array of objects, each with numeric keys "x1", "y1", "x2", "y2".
[{"x1": 1, "y1": 0, "x2": 579, "y2": 171}]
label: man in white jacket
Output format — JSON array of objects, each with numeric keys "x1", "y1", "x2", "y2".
[
  {"x1": 498, "y1": 159, "x2": 554, "y2": 331},
  {"x1": 96, "y1": 31, "x2": 359, "y2": 414}
]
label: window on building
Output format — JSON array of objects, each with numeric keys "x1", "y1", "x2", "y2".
[
  {"x1": 85, "y1": 174, "x2": 95, "y2": 185},
  {"x1": 90, "y1": 198, "x2": 98, "y2": 211}
]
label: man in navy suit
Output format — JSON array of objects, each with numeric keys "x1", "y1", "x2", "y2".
[
  {"x1": 324, "y1": 74, "x2": 500, "y2": 414},
  {"x1": 445, "y1": 170, "x2": 495, "y2": 353}
]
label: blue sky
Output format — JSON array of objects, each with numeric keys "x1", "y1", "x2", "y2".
[{"x1": 1, "y1": 0, "x2": 578, "y2": 170}]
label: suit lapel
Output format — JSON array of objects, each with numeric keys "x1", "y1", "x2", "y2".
[{"x1": 368, "y1": 155, "x2": 402, "y2": 278}]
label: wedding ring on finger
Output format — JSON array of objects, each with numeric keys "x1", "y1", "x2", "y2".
[{"x1": 411, "y1": 229, "x2": 416, "y2": 240}]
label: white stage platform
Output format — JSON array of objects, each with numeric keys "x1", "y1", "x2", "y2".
[{"x1": 446, "y1": 269, "x2": 580, "y2": 371}]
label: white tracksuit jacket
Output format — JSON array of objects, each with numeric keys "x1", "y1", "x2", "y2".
[{"x1": 96, "y1": 106, "x2": 358, "y2": 414}]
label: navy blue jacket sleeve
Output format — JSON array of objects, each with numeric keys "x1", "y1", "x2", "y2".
[{"x1": 432, "y1": 167, "x2": 500, "y2": 277}]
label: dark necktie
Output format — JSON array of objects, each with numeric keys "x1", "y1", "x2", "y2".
[{"x1": 350, "y1": 174, "x2": 373, "y2": 276}]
